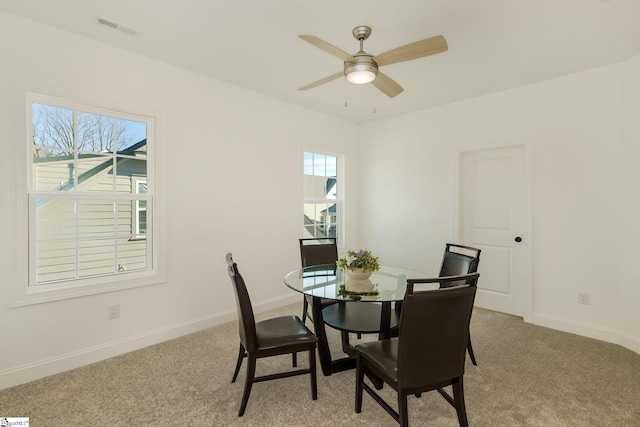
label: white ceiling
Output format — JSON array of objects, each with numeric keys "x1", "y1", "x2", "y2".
[{"x1": 2, "y1": 0, "x2": 639, "y2": 124}]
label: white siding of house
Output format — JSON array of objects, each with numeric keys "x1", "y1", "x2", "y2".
[{"x1": 32, "y1": 157, "x2": 147, "y2": 283}]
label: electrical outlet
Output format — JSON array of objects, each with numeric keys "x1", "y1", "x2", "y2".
[
  {"x1": 578, "y1": 292, "x2": 590, "y2": 305},
  {"x1": 107, "y1": 304, "x2": 120, "y2": 319}
]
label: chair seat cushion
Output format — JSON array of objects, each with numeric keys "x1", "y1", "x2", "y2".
[
  {"x1": 356, "y1": 338, "x2": 399, "y2": 383},
  {"x1": 256, "y1": 315, "x2": 317, "y2": 352}
]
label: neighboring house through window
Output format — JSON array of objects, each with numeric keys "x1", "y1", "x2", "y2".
[
  {"x1": 303, "y1": 151, "x2": 340, "y2": 241},
  {"x1": 19, "y1": 92, "x2": 161, "y2": 304},
  {"x1": 134, "y1": 178, "x2": 147, "y2": 238}
]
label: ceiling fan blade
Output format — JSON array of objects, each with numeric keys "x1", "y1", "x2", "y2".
[
  {"x1": 372, "y1": 72, "x2": 404, "y2": 98},
  {"x1": 299, "y1": 35, "x2": 353, "y2": 62},
  {"x1": 298, "y1": 72, "x2": 344, "y2": 91},
  {"x1": 374, "y1": 35, "x2": 448, "y2": 67}
]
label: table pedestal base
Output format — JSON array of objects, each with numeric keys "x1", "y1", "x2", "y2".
[{"x1": 311, "y1": 298, "x2": 397, "y2": 377}]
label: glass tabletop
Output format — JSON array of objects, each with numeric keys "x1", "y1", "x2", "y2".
[{"x1": 284, "y1": 264, "x2": 432, "y2": 302}]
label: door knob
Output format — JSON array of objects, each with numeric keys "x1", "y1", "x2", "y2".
[{"x1": 515, "y1": 236, "x2": 522, "y2": 243}]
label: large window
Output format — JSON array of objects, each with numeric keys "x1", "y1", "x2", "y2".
[
  {"x1": 27, "y1": 94, "x2": 155, "y2": 293},
  {"x1": 303, "y1": 151, "x2": 340, "y2": 241}
]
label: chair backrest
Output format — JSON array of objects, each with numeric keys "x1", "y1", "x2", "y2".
[
  {"x1": 226, "y1": 253, "x2": 257, "y2": 352},
  {"x1": 438, "y1": 243, "x2": 481, "y2": 287},
  {"x1": 397, "y1": 277, "x2": 478, "y2": 389},
  {"x1": 299, "y1": 238, "x2": 338, "y2": 268}
]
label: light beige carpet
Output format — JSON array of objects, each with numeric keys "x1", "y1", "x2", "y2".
[{"x1": 1, "y1": 304, "x2": 639, "y2": 426}]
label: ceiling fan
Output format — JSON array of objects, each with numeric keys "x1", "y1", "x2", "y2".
[{"x1": 298, "y1": 25, "x2": 448, "y2": 98}]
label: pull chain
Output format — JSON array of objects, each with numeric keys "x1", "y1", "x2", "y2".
[
  {"x1": 344, "y1": 77, "x2": 349, "y2": 108},
  {"x1": 371, "y1": 85, "x2": 376, "y2": 114}
]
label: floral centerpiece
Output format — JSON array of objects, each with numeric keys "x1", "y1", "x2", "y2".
[{"x1": 336, "y1": 249, "x2": 380, "y2": 280}]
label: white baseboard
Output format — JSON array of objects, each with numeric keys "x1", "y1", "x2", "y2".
[
  {"x1": 531, "y1": 312, "x2": 640, "y2": 354},
  {"x1": 0, "y1": 293, "x2": 299, "y2": 391}
]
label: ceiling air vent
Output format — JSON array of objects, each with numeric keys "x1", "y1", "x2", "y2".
[{"x1": 95, "y1": 17, "x2": 140, "y2": 38}]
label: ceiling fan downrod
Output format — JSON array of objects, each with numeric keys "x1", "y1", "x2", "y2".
[{"x1": 352, "y1": 25, "x2": 371, "y2": 53}]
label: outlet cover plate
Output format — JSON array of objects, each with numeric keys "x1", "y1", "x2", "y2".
[{"x1": 107, "y1": 304, "x2": 120, "y2": 319}]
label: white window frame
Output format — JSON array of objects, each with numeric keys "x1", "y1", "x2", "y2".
[
  {"x1": 9, "y1": 88, "x2": 166, "y2": 306},
  {"x1": 303, "y1": 149, "x2": 343, "y2": 244}
]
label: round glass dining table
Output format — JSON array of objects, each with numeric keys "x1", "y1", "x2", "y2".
[{"x1": 284, "y1": 264, "x2": 431, "y2": 376}]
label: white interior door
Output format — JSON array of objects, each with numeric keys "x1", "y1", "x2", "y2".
[{"x1": 460, "y1": 145, "x2": 528, "y2": 317}]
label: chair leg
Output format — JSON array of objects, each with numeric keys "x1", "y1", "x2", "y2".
[
  {"x1": 398, "y1": 391, "x2": 409, "y2": 427},
  {"x1": 467, "y1": 336, "x2": 477, "y2": 366},
  {"x1": 452, "y1": 377, "x2": 469, "y2": 427},
  {"x1": 302, "y1": 297, "x2": 308, "y2": 323},
  {"x1": 231, "y1": 344, "x2": 245, "y2": 383},
  {"x1": 309, "y1": 347, "x2": 318, "y2": 400},
  {"x1": 355, "y1": 354, "x2": 364, "y2": 413},
  {"x1": 238, "y1": 355, "x2": 256, "y2": 417}
]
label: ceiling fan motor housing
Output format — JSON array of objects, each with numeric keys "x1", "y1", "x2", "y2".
[{"x1": 344, "y1": 55, "x2": 378, "y2": 83}]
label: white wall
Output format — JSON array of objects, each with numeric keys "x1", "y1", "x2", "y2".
[
  {"x1": 358, "y1": 56, "x2": 640, "y2": 353},
  {"x1": 619, "y1": 54, "x2": 640, "y2": 346},
  {"x1": 0, "y1": 12, "x2": 359, "y2": 389}
]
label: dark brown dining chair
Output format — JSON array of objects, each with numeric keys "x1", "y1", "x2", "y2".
[
  {"x1": 439, "y1": 243, "x2": 481, "y2": 365},
  {"x1": 299, "y1": 238, "x2": 339, "y2": 325},
  {"x1": 394, "y1": 243, "x2": 481, "y2": 364},
  {"x1": 439, "y1": 243, "x2": 481, "y2": 284},
  {"x1": 300, "y1": 238, "x2": 376, "y2": 344},
  {"x1": 226, "y1": 253, "x2": 318, "y2": 417},
  {"x1": 355, "y1": 274, "x2": 479, "y2": 427}
]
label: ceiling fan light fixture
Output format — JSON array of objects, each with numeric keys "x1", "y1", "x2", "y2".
[
  {"x1": 345, "y1": 56, "x2": 378, "y2": 84},
  {"x1": 346, "y1": 69, "x2": 376, "y2": 84}
]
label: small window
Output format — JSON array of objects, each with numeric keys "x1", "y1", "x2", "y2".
[{"x1": 303, "y1": 151, "x2": 340, "y2": 241}]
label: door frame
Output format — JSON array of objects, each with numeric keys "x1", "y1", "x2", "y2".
[{"x1": 452, "y1": 137, "x2": 533, "y2": 323}]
